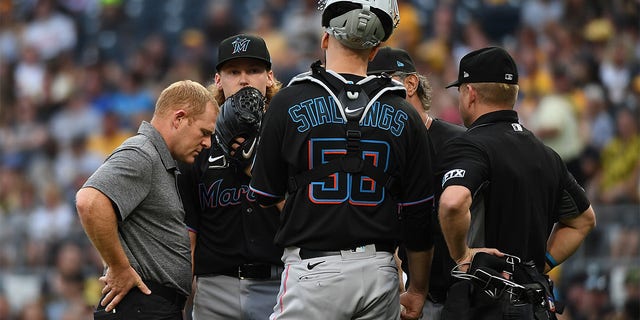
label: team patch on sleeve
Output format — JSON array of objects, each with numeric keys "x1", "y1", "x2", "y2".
[{"x1": 442, "y1": 169, "x2": 466, "y2": 187}]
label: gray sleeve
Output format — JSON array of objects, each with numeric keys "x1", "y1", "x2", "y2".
[{"x1": 84, "y1": 147, "x2": 153, "y2": 220}]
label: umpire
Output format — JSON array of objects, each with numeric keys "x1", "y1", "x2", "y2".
[{"x1": 437, "y1": 46, "x2": 596, "y2": 319}]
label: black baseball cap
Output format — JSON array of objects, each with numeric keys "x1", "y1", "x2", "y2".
[
  {"x1": 446, "y1": 46, "x2": 518, "y2": 88},
  {"x1": 216, "y1": 34, "x2": 272, "y2": 71},
  {"x1": 367, "y1": 46, "x2": 416, "y2": 75}
]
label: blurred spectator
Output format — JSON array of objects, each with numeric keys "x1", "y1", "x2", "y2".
[
  {"x1": 521, "y1": 0, "x2": 563, "y2": 36},
  {"x1": 136, "y1": 33, "x2": 171, "y2": 82},
  {"x1": 385, "y1": 0, "x2": 421, "y2": 53},
  {"x1": 166, "y1": 29, "x2": 215, "y2": 84},
  {"x1": 280, "y1": 0, "x2": 322, "y2": 74},
  {"x1": 581, "y1": 83, "x2": 615, "y2": 152},
  {"x1": 530, "y1": 64, "x2": 586, "y2": 186},
  {"x1": 28, "y1": 183, "x2": 75, "y2": 243},
  {"x1": 13, "y1": 45, "x2": 46, "y2": 103},
  {"x1": 414, "y1": 3, "x2": 453, "y2": 77},
  {"x1": 105, "y1": 71, "x2": 155, "y2": 130},
  {"x1": 600, "y1": 38, "x2": 633, "y2": 108},
  {"x1": 91, "y1": 0, "x2": 134, "y2": 65},
  {"x1": 43, "y1": 241, "x2": 92, "y2": 320},
  {"x1": 202, "y1": 0, "x2": 241, "y2": 59},
  {"x1": 85, "y1": 111, "x2": 133, "y2": 160},
  {"x1": 21, "y1": 0, "x2": 77, "y2": 61},
  {"x1": 53, "y1": 134, "x2": 103, "y2": 202},
  {"x1": 595, "y1": 108, "x2": 640, "y2": 204},
  {"x1": 0, "y1": 97, "x2": 49, "y2": 167},
  {"x1": 49, "y1": 90, "x2": 102, "y2": 149},
  {"x1": 0, "y1": 2, "x2": 20, "y2": 65}
]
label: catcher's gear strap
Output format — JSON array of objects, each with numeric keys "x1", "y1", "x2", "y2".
[{"x1": 287, "y1": 61, "x2": 404, "y2": 197}]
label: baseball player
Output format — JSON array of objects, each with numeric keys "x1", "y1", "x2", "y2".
[
  {"x1": 437, "y1": 47, "x2": 596, "y2": 319},
  {"x1": 177, "y1": 34, "x2": 283, "y2": 320},
  {"x1": 368, "y1": 46, "x2": 466, "y2": 320},
  {"x1": 249, "y1": 1, "x2": 435, "y2": 319}
]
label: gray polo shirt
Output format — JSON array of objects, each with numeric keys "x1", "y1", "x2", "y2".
[{"x1": 83, "y1": 121, "x2": 191, "y2": 296}]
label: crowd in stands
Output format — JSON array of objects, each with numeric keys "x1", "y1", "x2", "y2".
[{"x1": 0, "y1": 0, "x2": 638, "y2": 319}]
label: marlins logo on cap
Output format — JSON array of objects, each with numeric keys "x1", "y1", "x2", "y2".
[
  {"x1": 216, "y1": 34, "x2": 272, "y2": 71},
  {"x1": 231, "y1": 37, "x2": 251, "y2": 54}
]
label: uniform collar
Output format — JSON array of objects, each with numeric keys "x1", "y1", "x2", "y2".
[
  {"x1": 137, "y1": 121, "x2": 177, "y2": 171},
  {"x1": 469, "y1": 110, "x2": 519, "y2": 129}
]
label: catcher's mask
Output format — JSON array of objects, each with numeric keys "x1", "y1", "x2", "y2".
[
  {"x1": 319, "y1": 0, "x2": 399, "y2": 49},
  {"x1": 214, "y1": 86, "x2": 265, "y2": 167}
]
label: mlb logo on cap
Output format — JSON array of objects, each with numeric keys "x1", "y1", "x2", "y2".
[{"x1": 446, "y1": 46, "x2": 518, "y2": 88}]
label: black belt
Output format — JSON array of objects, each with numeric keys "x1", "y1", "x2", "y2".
[
  {"x1": 299, "y1": 243, "x2": 395, "y2": 260},
  {"x1": 145, "y1": 281, "x2": 186, "y2": 310},
  {"x1": 218, "y1": 263, "x2": 283, "y2": 280}
]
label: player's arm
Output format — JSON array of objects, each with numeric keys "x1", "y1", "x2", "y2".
[
  {"x1": 76, "y1": 187, "x2": 129, "y2": 274},
  {"x1": 189, "y1": 231, "x2": 197, "y2": 274},
  {"x1": 394, "y1": 249, "x2": 406, "y2": 293},
  {"x1": 544, "y1": 163, "x2": 596, "y2": 273},
  {"x1": 76, "y1": 187, "x2": 150, "y2": 311},
  {"x1": 438, "y1": 185, "x2": 472, "y2": 263},
  {"x1": 398, "y1": 200, "x2": 433, "y2": 319},
  {"x1": 400, "y1": 247, "x2": 433, "y2": 318},
  {"x1": 545, "y1": 206, "x2": 596, "y2": 273}
]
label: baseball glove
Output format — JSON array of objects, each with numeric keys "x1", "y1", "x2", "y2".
[{"x1": 214, "y1": 86, "x2": 265, "y2": 166}]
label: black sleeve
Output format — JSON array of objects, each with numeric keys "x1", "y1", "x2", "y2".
[
  {"x1": 177, "y1": 158, "x2": 201, "y2": 232},
  {"x1": 401, "y1": 201, "x2": 434, "y2": 251},
  {"x1": 557, "y1": 168, "x2": 591, "y2": 220},
  {"x1": 436, "y1": 137, "x2": 488, "y2": 195}
]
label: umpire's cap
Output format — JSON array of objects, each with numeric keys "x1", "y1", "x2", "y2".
[
  {"x1": 367, "y1": 46, "x2": 416, "y2": 75},
  {"x1": 446, "y1": 47, "x2": 518, "y2": 88},
  {"x1": 216, "y1": 34, "x2": 272, "y2": 71}
]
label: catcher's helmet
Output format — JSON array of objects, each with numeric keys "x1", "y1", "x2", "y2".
[{"x1": 319, "y1": 0, "x2": 399, "y2": 49}]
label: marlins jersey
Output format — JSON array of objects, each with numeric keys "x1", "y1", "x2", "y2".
[
  {"x1": 178, "y1": 143, "x2": 282, "y2": 275},
  {"x1": 435, "y1": 110, "x2": 590, "y2": 271},
  {"x1": 250, "y1": 68, "x2": 435, "y2": 251}
]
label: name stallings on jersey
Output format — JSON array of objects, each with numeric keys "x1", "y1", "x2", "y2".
[
  {"x1": 198, "y1": 179, "x2": 256, "y2": 209},
  {"x1": 288, "y1": 96, "x2": 408, "y2": 136}
]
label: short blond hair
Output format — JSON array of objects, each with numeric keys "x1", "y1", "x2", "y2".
[
  {"x1": 155, "y1": 80, "x2": 217, "y2": 119},
  {"x1": 470, "y1": 83, "x2": 519, "y2": 107}
]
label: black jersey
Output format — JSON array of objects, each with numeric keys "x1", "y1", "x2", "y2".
[
  {"x1": 429, "y1": 119, "x2": 466, "y2": 153},
  {"x1": 399, "y1": 118, "x2": 465, "y2": 298},
  {"x1": 178, "y1": 143, "x2": 282, "y2": 275},
  {"x1": 250, "y1": 69, "x2": 435, "y2": 251},
  {"x1": 435, "y1": 110, "x2": 590, "y2": 271}
]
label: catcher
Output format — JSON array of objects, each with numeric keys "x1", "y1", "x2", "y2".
[{"x1": 176, "y1": 33, "x2": 283, "y2": 320}]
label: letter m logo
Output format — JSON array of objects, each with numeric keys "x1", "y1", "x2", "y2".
[{"x1": 232, "y1": 37, "x2": 250, "y2": 54}]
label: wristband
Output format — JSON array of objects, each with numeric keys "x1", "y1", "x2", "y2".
[{"x1": 545, "y1": 252, "x2": 558, "y2": 269}]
